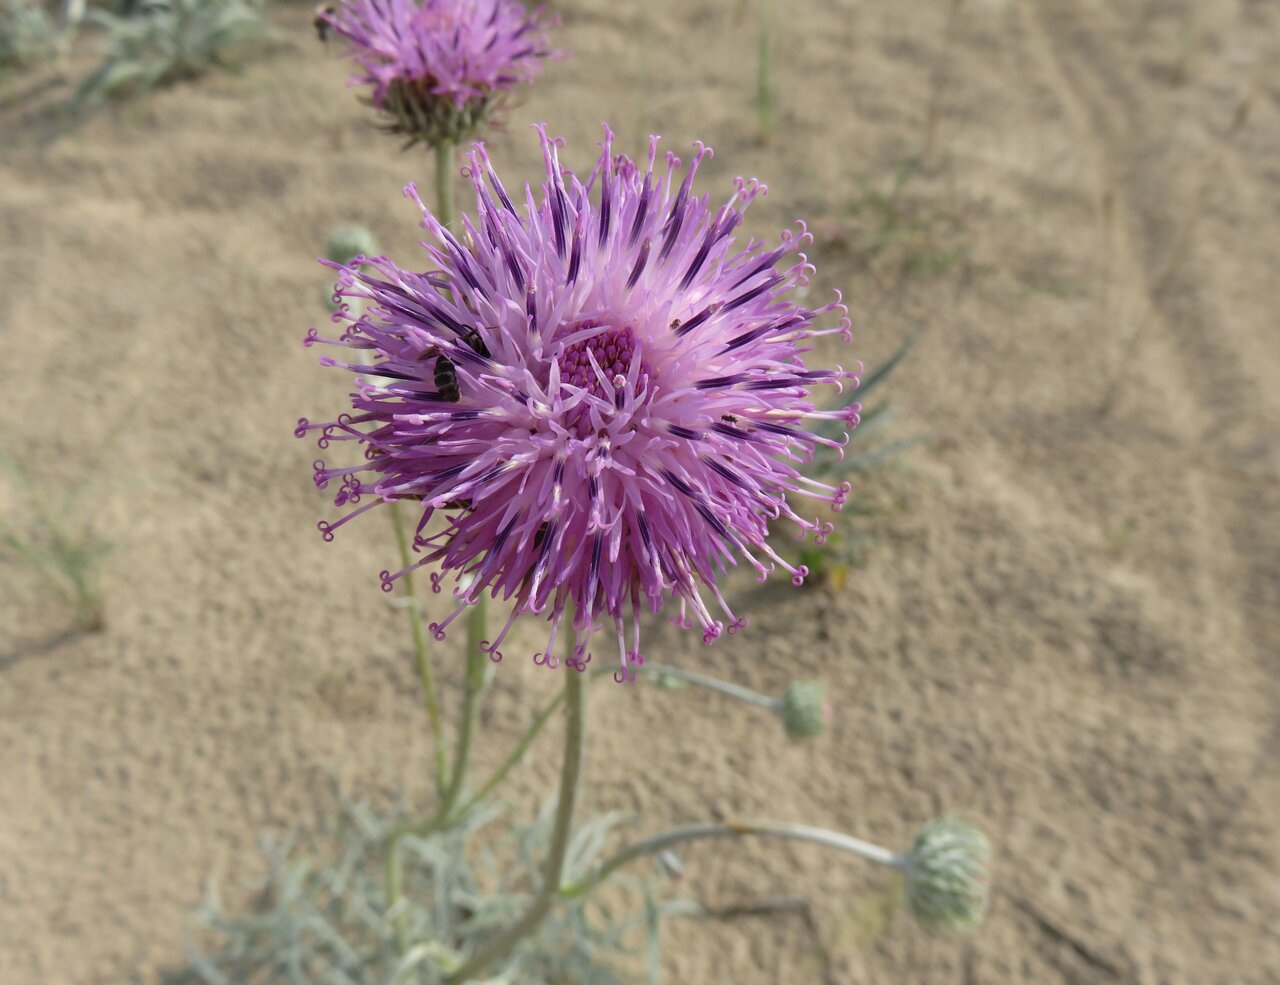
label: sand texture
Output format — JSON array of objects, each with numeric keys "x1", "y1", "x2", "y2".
[{"x1": 2, "y1": 0, "x2": 1279, "y2": 982}]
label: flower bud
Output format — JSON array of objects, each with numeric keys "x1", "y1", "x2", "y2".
[
  {"x1": 780, "y1": 680, "x2": 830, "y2": 740},
  {"x1": 905, "y1": 817, "x2": 991, "y2": 936},
  {"x1": 325, "y1": 224, "x2": 381, "y2": 267}
]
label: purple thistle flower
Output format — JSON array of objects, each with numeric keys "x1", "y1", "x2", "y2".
[
  {"x1": 320, "y1": 0, "x2": 558, "y2": 147},
  {"x1": 298, "y1": 126, "x2": 859, "y2": 681}
]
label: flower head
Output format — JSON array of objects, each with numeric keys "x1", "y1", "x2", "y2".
[
  {"x1": 905, "y1": 818, "x2": 992, "y2": 936},
  {"x1": 298, "y1": 126, "x2": 858, "y2": 680},
  {"x1": 780, "y1": 680, "x2": 831, "y2": 740},
  {"x1": 320, "y1": 0, "x2": 558, "y2": 147}
]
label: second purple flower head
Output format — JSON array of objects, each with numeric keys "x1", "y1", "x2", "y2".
[
  {"x1": 300, "y1": 126, "x2": 859, "y2": 680},
  {"x1": 319, "y1": 0, "x2": 559, "y2": 147}
]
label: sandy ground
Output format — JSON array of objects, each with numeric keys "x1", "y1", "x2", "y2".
[{"x1": 2, "y1": 0, "x2": 1279, "y2": 982}]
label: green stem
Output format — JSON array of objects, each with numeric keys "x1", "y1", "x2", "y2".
[
  {"x1": 542, "y1": 664, "x2": 588, "y2": 885},
  {"x1": 384, "y1": 512, "x2": 451, "y2": 956},
  {"x1": 385, "y1": 834, "x2": 410, "y2": 954},
  {"x1": 434, "y1": 140, "x2": 456, "y2": 228},
  {"x1": 385, "y1": 603, "x2": 487, "y2": 952},
  {"x1": 435, "y1": 608, "x2": 483, "y2": 818},
  {"x1": 454, "y1": 685, "x2": 566, "y2": 818},
  {"x1": 447, "y1": 643, "x2": 588, "y2": 983},
  {"x1": 641, "y1": 661, "x2": 780, "y2": 710},
  {"x1": 466, "y1": 591, "x2": 489, "y2": 675},
  {"x1": 387, "y1": 682, "x2": 567, "y2": 845},
  {"x1": 389, "y1": 503, "x2": 448, "y2": 793},
  {"x1": 560, "y1": 820, "x2": 908, "y2": 900}
]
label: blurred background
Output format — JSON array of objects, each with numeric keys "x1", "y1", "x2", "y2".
[{"x1": 1, "y1": 0, "x2": 1277, "y2": 982}]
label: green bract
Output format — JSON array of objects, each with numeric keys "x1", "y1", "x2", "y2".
[{"x1": 905, "y1": 817, "x2": 991, "y2": 936}]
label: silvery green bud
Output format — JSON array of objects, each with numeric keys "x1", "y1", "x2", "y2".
[
  {"x1": 905, "y1": 817, "x2": 991, "y2": 936},
  {"x1": 325, "y1": 224, "x2": 381, "y2": 267},
  {"x1": 780, "y1": 680, "x2": 830, "y2": 740}
]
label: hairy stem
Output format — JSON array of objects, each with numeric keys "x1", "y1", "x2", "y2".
[
  {"x1": 561, "y1": 820, "x2": 908, "y2": 900},
  {"x1": 447, "y1": 647, "x2": 588, "y2": 982}
]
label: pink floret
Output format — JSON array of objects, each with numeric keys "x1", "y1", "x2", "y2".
[{"x1": 322, "y1": 0, "x2": 557, "y2": 110}]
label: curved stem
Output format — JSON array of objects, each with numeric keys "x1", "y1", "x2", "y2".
[
  {"x1": 560, "y1": 820, "x2": 908, "y2": 900},
  {"x1": 447, "y1": 642, "x2": 588, "y2": 982},
  {"x1": 640, "y1": 661, "x2": 780, "y2": 710}
]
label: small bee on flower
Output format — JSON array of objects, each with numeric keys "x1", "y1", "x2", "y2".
[{"x1": 432, "y1": 353, "x2": 460, "y2": 403}]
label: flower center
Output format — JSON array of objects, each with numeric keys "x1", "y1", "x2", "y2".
[{"x1": 558, "y1": 325, "x2": 646, "y2": 403}]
